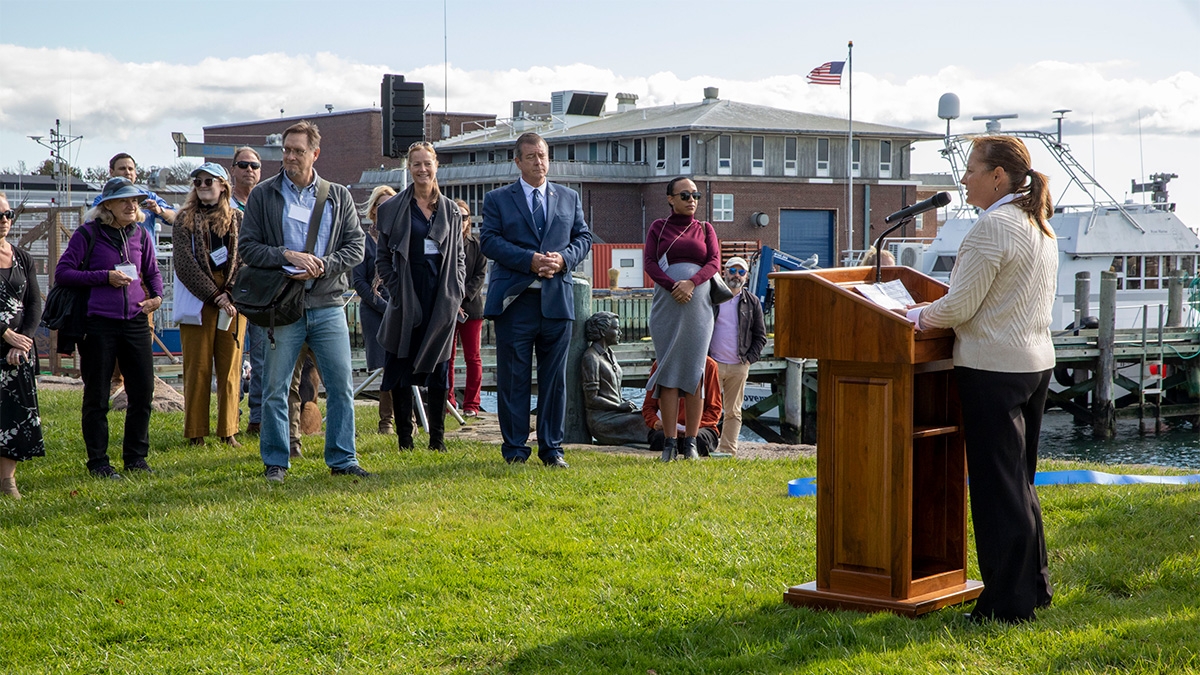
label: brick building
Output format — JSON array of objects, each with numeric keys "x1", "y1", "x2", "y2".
[
  {"x1": 434, "y1": 89, "x2": 943, "y2": 274},
  {"x1": 202, "y1": 108, "x2": 495, "y2": 197}
]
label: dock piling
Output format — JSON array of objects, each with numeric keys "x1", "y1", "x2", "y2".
[
  {"x1": 1093, "y1": 271, "x2": 1117, "y2": 439},
  {"x1": 1073, "y1": 272, "x2": 1091, "y2": 424}
]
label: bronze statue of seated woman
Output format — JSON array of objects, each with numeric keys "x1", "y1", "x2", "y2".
[{"x1": 580, "y1": 311, "x2": 646, "y2": 445}]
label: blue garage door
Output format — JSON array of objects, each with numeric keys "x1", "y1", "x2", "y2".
[{"x1": 779, "y1": 209, "x2": 835, "y2": 269}]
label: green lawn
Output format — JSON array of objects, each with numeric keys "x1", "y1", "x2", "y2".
[{"x1": 1, "y1": 389, "x2": 1198, "y2": 674}]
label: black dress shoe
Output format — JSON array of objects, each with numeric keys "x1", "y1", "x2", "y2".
[
  {"x1": 545, "y1": 457, "x2": 570, "y2": 469},
  {"x1": 505, "y1": 456, "x2": 527, "y2": 464},
  {"x1": 331, "y1": 465, "x2": 372, "y2": 478},
  {"x1": 124, "y1": 459, "x2": 153, "y2": 474}
]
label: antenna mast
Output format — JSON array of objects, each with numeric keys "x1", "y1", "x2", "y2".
[{"x1": 29, "y1": 119, "x2": 83, "y2": 207}]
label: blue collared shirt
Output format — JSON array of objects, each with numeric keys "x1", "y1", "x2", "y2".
[
  {"x1": 91, "y1": 188, "x2": 170, "y2": 246},
  {"x1": 281, "y1": 170, "x2": 332, "y2": 258}
]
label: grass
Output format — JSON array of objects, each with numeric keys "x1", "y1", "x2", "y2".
[{"x1": 1, "y1": 389, "x2": 1199, "y2": 674}]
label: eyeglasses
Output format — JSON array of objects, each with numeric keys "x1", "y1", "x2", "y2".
[
  {"x1": 233, "y1": 161, "x2": 261, "y2": 170},
  {"x1": 727, "y1": 267, "x2": 747, "y2": 276},
  {"x1": 672, "y1": 191, "x2": 703, "y2": 202},
  {"x1": 192, "y1": 177, "x2": 218, "y2": 187},
  {"x1": 0, "y1": 210, "x2": 14, "y2": 221}
]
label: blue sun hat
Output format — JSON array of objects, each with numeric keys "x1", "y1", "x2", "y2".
[
  {"x1": 190, "y1": 162, "x2": 230, "y2": 183},
  {"x1": 96, "y1": 177, "x2": 148, "y2": 205}
]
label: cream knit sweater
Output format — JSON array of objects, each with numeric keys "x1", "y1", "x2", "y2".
[{"x1": 920, "y1": 202, "x2": 1059, "y2": 373}]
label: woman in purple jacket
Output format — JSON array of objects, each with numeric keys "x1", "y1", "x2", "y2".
[{"x1": 55, "y1": 178, "x2": 163, "y2": 479}]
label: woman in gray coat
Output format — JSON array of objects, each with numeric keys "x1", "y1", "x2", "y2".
[{"x1": 374, "y1": 142, "x2": 465, "y2": 450}]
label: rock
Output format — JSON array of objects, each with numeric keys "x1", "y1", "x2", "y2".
[{"x1": 111, "y1": 376, "x2": 185, "y2": 413}]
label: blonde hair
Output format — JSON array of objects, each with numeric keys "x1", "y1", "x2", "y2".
[
  {"x1": 359, "y1": 185, "x2": 398, "y2": 239},
  {"x1": 176, "y1": 175, "x2": 236, "y2": 236},
  {"x1": 407, "y1": 141, "x2": 441, "y2": 210}
]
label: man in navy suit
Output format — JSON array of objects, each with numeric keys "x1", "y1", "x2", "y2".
[{"x1": 480, "y1": 132, "x2": 592, "y2": 467}]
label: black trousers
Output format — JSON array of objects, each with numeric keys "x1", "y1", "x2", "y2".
[
  {"x1": 956, "y1": 366, "x2": 1054, "y2": 621},
  {"x1": 384, "y1": 357, "x2": 449, "y2": 447},
  {"x1": 647, "y1": 427, "x2": 719, "y2": 456},
  {"x1": 78, "y1": 316, "x2": 155, "y2": 471}
]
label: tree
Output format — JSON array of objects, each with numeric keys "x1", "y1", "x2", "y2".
[
  {"x1": 163, "y1": 159, "x2": 199, "y2": 185},
  {"x1": 83, "y1": 165, "x2": 110, "y2": 182},
  {"x1": 32, "y1": 158, "x2": 82, "y2": 179}
]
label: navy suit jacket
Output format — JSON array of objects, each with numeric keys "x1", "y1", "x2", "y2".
[{"x1": 480, "y1": 180, "x2": 592, "y2": 320}]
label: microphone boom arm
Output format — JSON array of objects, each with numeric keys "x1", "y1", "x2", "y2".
[{"x1": 873, "y1": 216, "x2": 912, "y2": 284}]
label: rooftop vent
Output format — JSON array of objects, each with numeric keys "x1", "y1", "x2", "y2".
[
  {"x1": 616, "y1": 92, "x2": 639, "y2": 113},
  {"x1": 703, "y1": 87, "x2": 719, "y2": 103},
  {"x1": 551, "y1": 90, "x2": 607, "y2": 117}
]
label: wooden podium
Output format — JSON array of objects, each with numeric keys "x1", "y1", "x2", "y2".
[{"x1": 771, "y1": 266, "x2": 982, "y2": 617}]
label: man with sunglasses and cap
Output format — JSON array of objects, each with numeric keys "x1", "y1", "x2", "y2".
[
  {"x1": 708, "y1": 256, "x2": 766, "y2": 456},
  {"x1": 229, "y1": 147, "x2": 262, "y2": 213}
]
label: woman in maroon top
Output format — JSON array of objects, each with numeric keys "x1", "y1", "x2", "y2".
[{"x1": 643, "y1": 177, "x2": 721, "y2": 461}]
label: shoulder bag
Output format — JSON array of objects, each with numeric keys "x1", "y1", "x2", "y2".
[
  {"x1": 232, "y1": 179, "x2": 329, "y2": 336},
  {"x1": 42, "y1": 224, "x2": 96, "y2": 337},
  {"x1": 171, "y1": 232, "x2": 205, "y2": 325}
]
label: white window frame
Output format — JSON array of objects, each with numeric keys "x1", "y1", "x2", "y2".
[
  {"x1": 655, "y1": 136, "x2": 667, "y2": 175},
  {"x1": 784, "y1": 137, "x2": 798, "y2": 176},
  {"x1": 816, "y1": 137, "x2": 830, "y2": 177},
  {"x1": 879, "y1": 140, "x2": 892, "y2": 178},
  {"x1": 751, "y1": 135, "x2": 765, "y2": 176},
  {"x1": 633, "y1": 138, "x2": 643, "y2": 163},
  {"x1": 717, "y1": 134, "x2": 732, "y2": 175},
  {"x1": 851, "y1": 139, "x2": 861, "y2": 178},
  {"x1": 713, "y1": 193, "x2": 734, "y2": 222},
  {"x1": 680, "y1": 134, "x2": 691, "y2": 173}
]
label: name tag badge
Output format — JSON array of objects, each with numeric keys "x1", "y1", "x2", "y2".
[
  {"x1": 115, "y1": 262, "x2": 139, "y2": 281},
  {"x1": 287, "y1": 204, "x2": 312, "y2": 223},
  {"x1": 658, "y1": 254, "x2": 669, "y2": 272},
  {"x1": 210, "y1": 246, "x2": 229, "y2": 266},
  {"x1": 424, "y1": 238, "x2": 439, "y2": 255}
]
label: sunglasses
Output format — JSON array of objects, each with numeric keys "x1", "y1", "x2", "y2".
[
  {"x1": 233, "y1": 160, "x2": 261, "y2": 170},
  {"x1": 727, "y1": 267, "x2": 747, "y2": 276},
  {"x1": 672, "y1": 191, "x2": 703, "y2": 202},
  {"x1": 192, "y1": 177, "x2": 219, "y2": 187},
  {"x1": 0, "y1": 210, "x2": 14, "y2": 221}
]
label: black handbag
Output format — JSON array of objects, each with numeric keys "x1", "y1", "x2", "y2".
[
  {"x1": 232, "y1": 179, "x2": 329, "y2": 337},
  {"x1": 709, "y1": 272, "x2": 734, "y2": 305},
  {"x1": 42, "y1": 225, "x2": 96, "y2": 341}
]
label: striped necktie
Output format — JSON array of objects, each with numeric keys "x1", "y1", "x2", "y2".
[{"x1": 531, "y1": 188, "x2": 546, "y2": 237}]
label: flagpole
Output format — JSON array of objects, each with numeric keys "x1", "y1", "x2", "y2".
[{"x1": 846, "y1": 40, "x2": 853, "y2": 267}]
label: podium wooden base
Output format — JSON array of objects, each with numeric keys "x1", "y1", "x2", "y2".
[{"x1": 784, "y1": 580, "x2": 983, "y2": 618}]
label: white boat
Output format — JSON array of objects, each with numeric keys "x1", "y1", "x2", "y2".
[{"x1": 911, "y1": 104, "x2": 1200, "y2": 332}]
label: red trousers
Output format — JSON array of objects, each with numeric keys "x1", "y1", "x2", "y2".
[{"x1": 448, "y1": 318, "x2": 483, "y2": 413}]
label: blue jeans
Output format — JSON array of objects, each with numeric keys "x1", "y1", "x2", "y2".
[
  {"x1": 260, "y1": 306, "x2": 358, "y2": 470},
  {"x1": 245, "y1": 323, "x2": 266, "y2": 424}
]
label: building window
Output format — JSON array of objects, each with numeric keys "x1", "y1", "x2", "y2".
[
  {"x1": 713, "y1": 193, "x2": 734, "y2": 222},
  {"x1": 507, "y1": 149, "x2": 514, "y2": 161},
  {"x1": 655, "y1": 136, "x2": 666, "y2": 175},
  {"x1": 633, "y1": 138, "x2": 643, "y2": 163},
  {"x1": 717, "y1": 135, "x2": 732, "y2": 175},
  {"x1": 751, "y1": 135, "x2": 765, "y2": 176},
  {"x1": 1113, "y1": 255, "x2": 1195, "y2": 290},
  {"x1": 880, "y1": 140, "x2": 892, "y2": 178},
  {"x1": 680, "y1": 134, "x2": 691, "y2": 173},
  {"x1": 468, "y1": 152, "x2": 477, "y2": 164},
  {"x1": 611, "y1": 141, "x2": 620, "y2": 162},
  {"x1": 784, "y1": 137, "x2": 798, "y2": 176},
  {"x1": 488, "y1": 150, "x2": 496, "y2": 163},
  {"x1": 567, "y1": 144, "x2": 576, "y2": 162},
  {"x1": 851, "y1": 139, "x2": 861, "y2": 178},
  {"x1": 816, "y1": 137, "x2": 830, "y2": 177},
  {"x1": 589, "y1": 142, "x2": 598, "y2": 162}
]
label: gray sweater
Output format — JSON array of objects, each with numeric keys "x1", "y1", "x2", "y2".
[{"x1": 237, "y1": 171, "x2": 365, "y2": 309}]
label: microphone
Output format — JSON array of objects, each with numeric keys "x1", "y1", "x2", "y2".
[{"x1": 883, "y1": 192, "x2": 952, "y2": 224}]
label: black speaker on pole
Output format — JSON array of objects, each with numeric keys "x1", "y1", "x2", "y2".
[{"x1": 381, "y1": 74, "x2": 425, "y2": 157}]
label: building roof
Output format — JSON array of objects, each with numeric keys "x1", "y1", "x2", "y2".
[
  {"x1": 436, "y1": 98, "x2": 942, "y2": 150},
  {"x1": 204, "y1": 108, "x2": 379, "y2": 130}
]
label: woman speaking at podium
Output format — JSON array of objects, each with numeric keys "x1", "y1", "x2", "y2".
[{"x1": 906, "y1": 136, "x2": 1057, "y2": 623}]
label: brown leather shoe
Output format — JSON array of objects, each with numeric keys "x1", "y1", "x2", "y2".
[
  {"x1": 378, "y1": 421, "x2": 394, "y2": 435},
  {"x1": 245, "y1": 422, "x2": 261, "y2": 436},
  {"x1": 289, "y1": 439, "x2": 303, "y2": 459},
  {"x1": 188, "y1": 438, "x2": 205, "y2": 447},
  {"x1": 222, "y1": 436, "x2": 242, "y2": 448}
]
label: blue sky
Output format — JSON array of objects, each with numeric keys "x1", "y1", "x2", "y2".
[{"x1": 2, "y1": 0, "x2": 1198, "y2": 220}]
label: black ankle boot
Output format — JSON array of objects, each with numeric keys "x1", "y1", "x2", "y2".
[
  {"x1": 661, "y1": 436, "x2": 677, "y2": 462},
  {"x1": 426, "y1": 382, "x2": 447, "y2": 451},
  {"x1": 680, "y1": 436, "x2": 699, "y2": 460},
  {"x1": 393, "y1": 388, "x2": 414, "y2": 450}
]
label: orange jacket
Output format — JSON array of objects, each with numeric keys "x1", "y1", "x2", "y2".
[{"x1": 642, "y1": 356, "x2": 723, "y2": 431}]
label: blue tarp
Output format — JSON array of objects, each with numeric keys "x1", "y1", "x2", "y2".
[{"x1": 787, "y1": 470, "x2": 1200, "y2": 497}]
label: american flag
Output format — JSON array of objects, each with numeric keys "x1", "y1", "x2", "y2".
[{"x1": 806, "y1": 61, "x2": 845, "y2": 85}]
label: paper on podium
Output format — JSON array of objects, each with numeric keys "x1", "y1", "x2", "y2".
[{"x1": 855, "y1": 279, "x2": 916, "y2": 311}]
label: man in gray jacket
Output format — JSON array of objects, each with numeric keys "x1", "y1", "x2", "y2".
[{"x1": 238, "y1": 120, "x2": 368, "y2": 483}]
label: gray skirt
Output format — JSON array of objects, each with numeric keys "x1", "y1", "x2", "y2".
[{"x1": 647, "y1": 262, "x2": 714, "y2": 397}]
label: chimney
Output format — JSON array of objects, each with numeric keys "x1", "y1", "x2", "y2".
[
  {"x1": 703, "y1": 86, "x2": 719, "y2": 104},
  {"x1": 616, "y1": 92, "x2": 639, "y2": 113}
]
